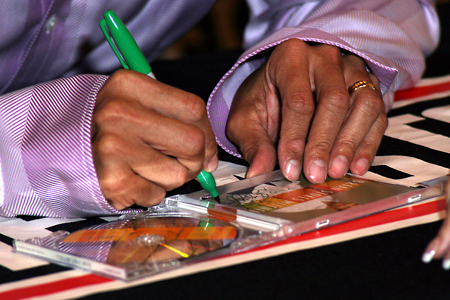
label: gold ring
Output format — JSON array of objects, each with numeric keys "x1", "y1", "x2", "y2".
[{"x1": 348, "y1": 80, "x2": 376, "y2": 95}]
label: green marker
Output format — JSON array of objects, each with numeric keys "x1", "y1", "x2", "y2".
[
  {"x1": 100, "y1": 10, "x2": 220, "y2": 202},
  {"x1": 197, "y1": 170, "x2": 220, "y2": 202}
]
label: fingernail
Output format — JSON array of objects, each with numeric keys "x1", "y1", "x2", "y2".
[
  {"x1": 354, "y1": 158, "x2": 369, "y2": 175},
  {"x1": 443, "y1": 259, "x2": 450, "y2": 270},
  {"x1": 422, "y1": 239, "x2": 439, "y2": 264},
  {"x1": 285, "y1": 159, "x2": 300, "y2": 181},
  {"x1": 422, "y1": 250, "x2": 435, "y2": 264},
  {"x1": 330, "y1": 155, "x2": 348, "y2": 178},
  {"x1": 205, "y1": 153, "x2": 218, "y2": 172},
  {"x1": 308, "y1": 160, "x2": 326, "y2": 183}
]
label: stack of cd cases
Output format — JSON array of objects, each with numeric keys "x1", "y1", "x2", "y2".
[{"x1": 13, "y1": 171, "x2": 445, "y2": 280}]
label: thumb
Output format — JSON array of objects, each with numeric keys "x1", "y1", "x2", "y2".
[
  {"x1": 245, "y1": 139, "x2": 277, "y2": 178},
  {"x1": 228, "y1": 125, "x2": 277, "y2": 178}
]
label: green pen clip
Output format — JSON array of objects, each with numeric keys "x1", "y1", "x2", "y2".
[{"x1": 99, "y1": 10, "x2": 152, "y2": 75}]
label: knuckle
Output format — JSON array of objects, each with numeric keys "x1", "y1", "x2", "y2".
[
  {"x1": 322, "y1": 88, "x2": 350, "y2": 111},
  {"x1": 280, "y1": 138, "x2": 306, "y2": 156},
  {"x1": 94, "y1": 100, "x2": 129, "y2": 124},
  {"x1": 94, "y1": 134, "x2": 124, "y2": 156},
  {"x1": 359, "y1": 95, "x2": 384, "y2": 113},
  {"x1": 281, "y1": 38, "x2": 303, "y2": 47},
  {"x1": 277, "y1": 39, "x2": 307, "y2": 55},
  {"x1": 100, "y1": 175, "x2": 129, "y2": 199},
  {"x1": 313, "y1": 44, "x2": 343, "y2": 64},
  {"x1": 108, "y1": 69, "x2": 142, "y2": 87},
  {"x1": 308, "y1": 139, "x2": 333, "y2": 155},
  {"x1": 225, "y1": 123, "x2": 236, "y2": 141},
  {"x1": 181, "y1": 95, "x2": 207, "y2": 122},
  {"x1": 182, "y1": 126, "x2": 206, "y2": 156},
  {"x1": 108, "y1": 199, "x2": 129, "y2": 211},
  {"x1": 226, "y1": 115, "x2": 248, "y2": 141},
  {"x1": 358, "y1": 138, "x2": 379, "y2": 153},
  {"x1": 109, "y1": 69, "x2": 128, "y2": 81},
  {"x1": 104, "y1": 71, "x2": 127, "y2": 91},
  {"x1": 320, "y1": 44, "x2": 343, "y2": 59},
  {"x1": 138, "y1": 185, "x2": 166, "y2": 207},
  {"x1": 148, "y1": 189, "x2": 166, "y2": 205},
  {"x1": 101, "y1": 70, "x2": 151, "y2": 101},
  {"x1": 167, "y1": 167, "x2": 189, "y2": 190},
  {"x1": 284, "y1": 91, "x2": 316, "y2": 114},
  {"x1": 336, "y1": 138, "x2": 358, "y2": 154}
]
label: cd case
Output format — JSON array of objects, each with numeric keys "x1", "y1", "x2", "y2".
[{"x1": 13, "y1": 171, "x2": 445, "y2": 280}]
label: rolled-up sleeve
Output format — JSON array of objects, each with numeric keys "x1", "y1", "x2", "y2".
[{"x1": 0, "y1": 75, "x2": 139, "y2": 217}]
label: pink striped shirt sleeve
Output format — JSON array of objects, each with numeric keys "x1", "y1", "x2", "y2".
[{"x1": 0, "y1": 74, "x2": 140, "y2": 217}]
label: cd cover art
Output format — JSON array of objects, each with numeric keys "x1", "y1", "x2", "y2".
[{"x1": 171, "y1": 171, "x2": 444, "y2": 234}]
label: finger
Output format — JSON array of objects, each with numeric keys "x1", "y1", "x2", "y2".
[
  {"x1": 226, "y1": 106, "x2": 278, "y2": 178},
  {"x1": 423, "y1": 178, "x2": 450, "y2": 267},
  {"x1": 94, "y1": 97, "x2": 206, "y2": 179},
  {"x1": 226, "y1": 66, "x2": 278, "y2": 178},
  {"x1": 107, "y1": 174, "x2": 166, "y2": 210},
  {"x1": 302, "y1": 45, "x2": 349, "y2": 183},
  {"x1": 269, "y1": 40, "x2": 315, "y2": 181},
  {"x1": 329, "y1": 73, "x2": 385, "y2": 178},
  {"x1": 443, "y1": 247, "x2": 450, "y2": 270},
  {"x1": 139, "y1": 113, "x2": 207, "y2": 178},
  {"x1": 102, "y1": 71, "x2": 218, "y2": 172},
  {"x1": 423, "y1": 181, "x2": 450, "y2": 266},
  {"x1": 93, "y1": 130, "x2": 194, "y2": 192},
  {"x1": 130, "y1": 74, "x2": 218, "y2": 171},
  {"x1": 161, "y1": 93, "x2": 218, "y2": 172},
  {"x1": 245, "y1": 138, "x2": 278, "y2": 178},
  {"x1": 349, "y1": 112, "x2": 388, "y2": 175},
  {"x1": 422, "y1": 214, "x2": 450, "y2": 264},
  {"x1": 94, "y1": 146, "x2": 167, "y2": 210}
]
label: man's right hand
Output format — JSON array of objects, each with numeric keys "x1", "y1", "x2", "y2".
[{"x1": 91, "y1": 70, "x2": 218, "y2": 210}]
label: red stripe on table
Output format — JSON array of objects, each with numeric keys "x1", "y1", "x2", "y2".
[
  {"x1": 0, "y1": 274, "x2": 113, "y2": 300},
  {"x1": 395, "y1": 81, "x2": 450, "y2": 101}
]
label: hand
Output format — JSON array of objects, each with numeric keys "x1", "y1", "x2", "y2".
[
  {"x1": 91, "y1": 70, "x2": 218, "y2": 210},
  {"x1": 422, "y1": 178, "x2": 450, "y2": 269},
  {"x1": 226, "y1": 39, "x2": 387, "y2": 183}
]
